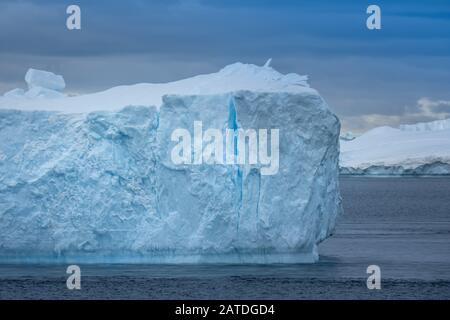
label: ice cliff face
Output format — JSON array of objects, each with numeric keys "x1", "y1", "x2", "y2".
[{"x1": 0, "y1": 63, "x2": 342, "y2": 263}]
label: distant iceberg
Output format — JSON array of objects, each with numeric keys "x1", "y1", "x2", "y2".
[
  {"x1": 3, "y1": 88, "x2": 25, "y2": 99},
  {"x1": 340, "y1": 118, "x2": 450, "y2": 175},
  {"x1": 399, "y1": 118, "x2": 450, "y2": 132},
  {"x1": 340, "y1": 131, "x2": 356, "y2": 141},
  {"x1": 25, "y1": 68, "x2": 66, "y2": 92},
  {"x1": 2, "y1": 68, "x2": 66, "y2": 100},
  {"x1": 0, "y1": 62, "x2": 342, "y2": 264}
]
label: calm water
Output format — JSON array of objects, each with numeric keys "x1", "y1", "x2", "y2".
[{"x1": 0, "y1": 177, "x2": 449, "y2": 299}]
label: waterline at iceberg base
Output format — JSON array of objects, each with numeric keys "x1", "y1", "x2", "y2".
[{"x1": 0, "y1": 69, "x2": 342, "y2": 264}]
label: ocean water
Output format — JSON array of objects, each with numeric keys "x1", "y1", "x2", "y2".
[{"x1": 0, "y1": 177, "x2": 449, "y2": 299}]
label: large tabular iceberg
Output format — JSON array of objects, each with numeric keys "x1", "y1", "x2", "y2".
[{"x1": 0, "y1": 62, "x2": 342, "y2": 263}]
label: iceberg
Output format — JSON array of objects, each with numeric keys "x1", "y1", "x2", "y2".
[
  {"x1": 24, "y1": 86, "x2": 66, "y2": 99},
  {"x1": 25, "y1": 68, "x2": 66, "y2": 92},
  {"x1": 0, "y1": 62, "x2": 342, "y2": 263},
  {"x1": 340, "y1": 131, "x2": 356, "y2": 141},
  {"x1": 3, "y1": 88, "x2": 25, "y2": 99},
  {"x1": 340, "y1": 118, "x2": 450, "y2": 175},
  {"x1": 1, "y1": 69, "x2": 66, "y2": 101},
  {"x1": 399, "y1": 118, "x2": 450, "y2": 132},
  {"x1": 0, "y1": 62, "x2": 311, "y2": 113}
]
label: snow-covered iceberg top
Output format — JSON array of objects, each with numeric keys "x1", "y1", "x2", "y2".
[
  {"x1": 340, "y1": 118, "x2": 450, "y2": 175},
  {"x1": 0, "y1": 61, "x2": 315, "y2": 113}
]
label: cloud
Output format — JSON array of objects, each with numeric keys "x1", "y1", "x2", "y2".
[
  {"x1": 341, "y1": 98, "x2": 450, "y2": 133},
  {"x1": 1, "y1": 0, "x2": 449, "y2": 133},
  {"x1": 416, "y1": 97, "x2": 450, "y2": 116}
]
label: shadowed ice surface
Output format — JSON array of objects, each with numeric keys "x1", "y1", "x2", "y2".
[{"x1": 0, "y1": 177, "x2": 449, "y2": 299}]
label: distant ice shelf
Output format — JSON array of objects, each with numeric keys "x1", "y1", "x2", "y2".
[{"x1": 340, "y1": 118, "x2": 450, "y2": 176}]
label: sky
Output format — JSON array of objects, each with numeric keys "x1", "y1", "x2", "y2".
[{"x1": 0, "y1": 0, "x2": 449, "y2": 133}]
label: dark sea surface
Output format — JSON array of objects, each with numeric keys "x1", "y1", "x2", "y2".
[{"x1": 0, "y1": 177, "x2": 449, "y2": 299}]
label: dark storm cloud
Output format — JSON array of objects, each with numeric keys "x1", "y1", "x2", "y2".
[{"x1": 0, "y1": 0, "x2": 449, "y2": 131}]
